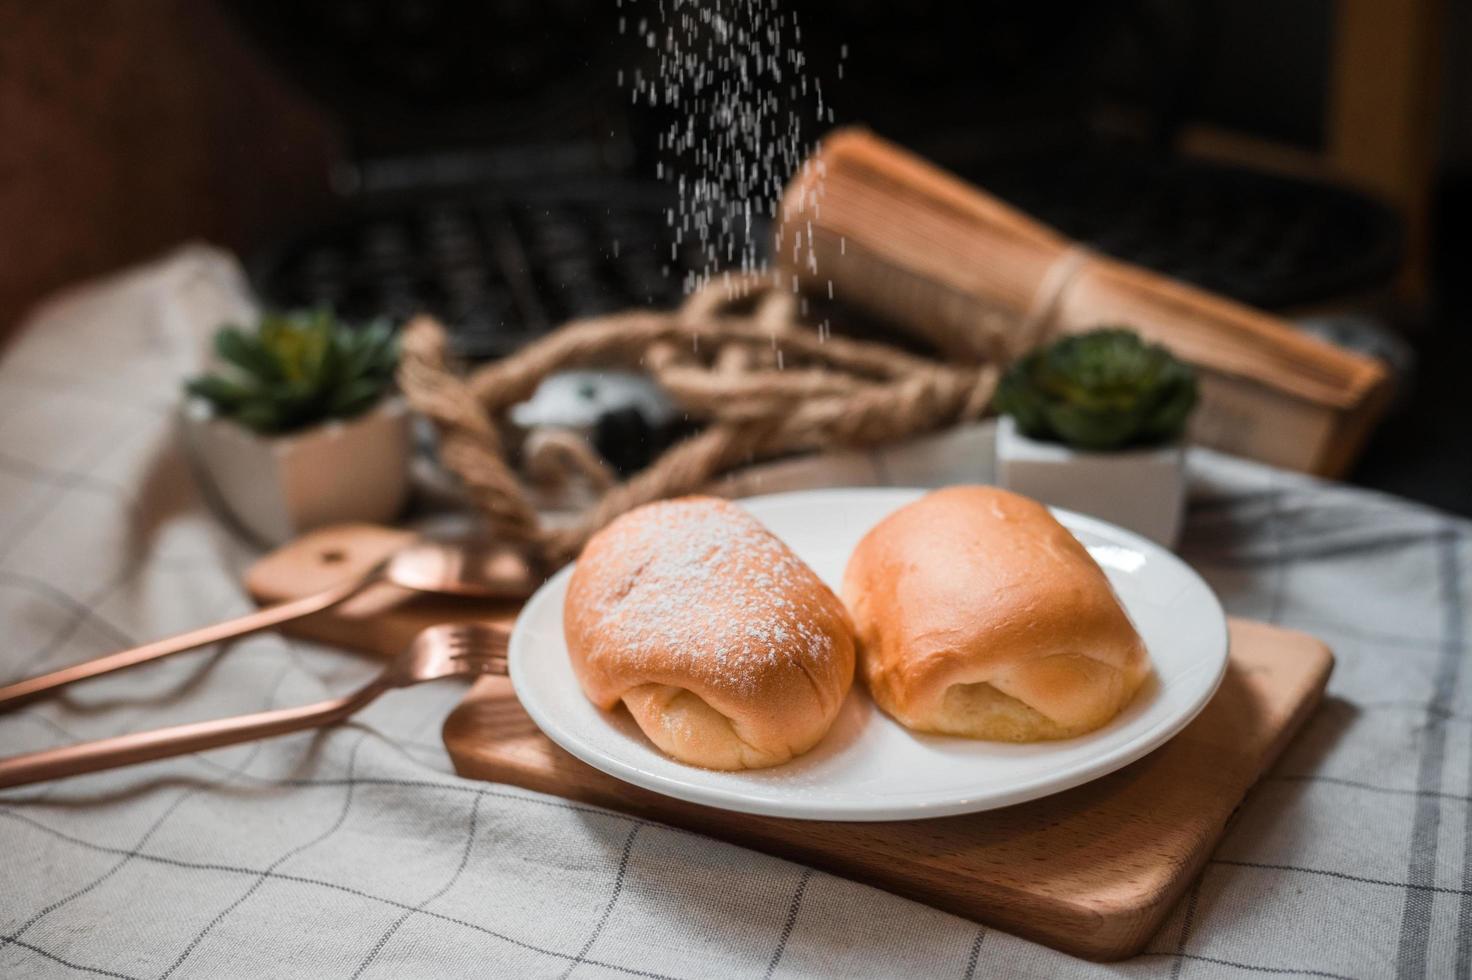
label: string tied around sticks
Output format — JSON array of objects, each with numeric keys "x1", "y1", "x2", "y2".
[{"x1": 397, "y1": 274, "x2": 1004, "y2": 567}]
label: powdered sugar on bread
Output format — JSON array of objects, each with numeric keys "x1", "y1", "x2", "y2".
[
  {"x1": 585, "y1": 498, "x2": 838, "y2": 694},
  {"x1": 564, "y1": 496, "x2": 855, "y2": 770}
]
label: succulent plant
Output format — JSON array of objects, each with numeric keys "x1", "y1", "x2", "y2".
[
  {"x1": 186, "y1": 310, "x2": 399, "y2": 435},
  {"x1": 994, "y1": 327, "x2": 1198, "y2": 451}
]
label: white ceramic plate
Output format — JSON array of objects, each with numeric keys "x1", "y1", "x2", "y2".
[{"x1": 509, "y1": 488, "x2": 1228, "y2": 821}]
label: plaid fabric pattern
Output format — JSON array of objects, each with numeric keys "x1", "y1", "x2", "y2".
[{"x1": 1, "y1": 249, "x2": 1468, "y2": 979}]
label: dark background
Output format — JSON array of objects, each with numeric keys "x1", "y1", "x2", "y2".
[{"x1": 0, "y1": 0, "x2": 1465, "y2": 511}]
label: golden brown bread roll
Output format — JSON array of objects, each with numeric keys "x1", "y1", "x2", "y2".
[
  {"x1": 565, "y1": 496, "x2": 856, "y2": 770},
  {"x1": 842, "y1": 486, "x2": 1149, "y2": 741}
]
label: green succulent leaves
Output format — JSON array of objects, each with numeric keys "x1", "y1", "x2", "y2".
[
  {"x1": 186, "y1": 310, "x2": 399, "y2": 436},
  {"x1": 994, "y1": 327, "x2": 1198, "y2": 451}
]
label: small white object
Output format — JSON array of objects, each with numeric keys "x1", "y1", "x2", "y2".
[
  {"x1": 180, "y1": 397, "x2": 412, "y2": 547},
  {"x1": 510, "y1": 370, "x2": 675, "y2": 433},
  {"x1": 509, "y1": 487, "x2": 1227, "y2": 821},
  {"x1": 995, "y1": 416, "x2": 1186, "y2": 549}
]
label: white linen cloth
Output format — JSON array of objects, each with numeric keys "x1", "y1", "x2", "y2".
[{"x1": 1, "y1": 247, "x2": 1468, "y2": 979}]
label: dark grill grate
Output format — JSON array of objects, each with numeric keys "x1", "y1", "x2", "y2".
[{"x1": 251, "y1": 179, "x2": 722, "y2": 359}]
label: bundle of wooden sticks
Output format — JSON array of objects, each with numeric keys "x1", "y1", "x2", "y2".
[{"x1": 776, "y1": 128, "x2": 1391, "y2": 477}]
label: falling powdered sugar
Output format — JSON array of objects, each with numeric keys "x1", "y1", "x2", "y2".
[{"x1": 616, "y1": 0, "x2": 840, "y2": 299}]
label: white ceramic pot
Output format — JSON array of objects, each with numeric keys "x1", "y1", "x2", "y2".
[
  {"x1": 181, "y1": 397, "x2": 412, "y2": 546},
  {"x1": 995, "y1": 415, "x2": 1186, "y2": 548}
]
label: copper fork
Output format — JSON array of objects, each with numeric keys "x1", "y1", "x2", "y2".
[{"x1": 0, "y1": 623, "x2": 508, "y2": 789}]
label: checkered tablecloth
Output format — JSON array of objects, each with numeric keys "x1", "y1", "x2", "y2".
[{"x1": 2, "y1": 248, "x2": 1469, "y2": 979}]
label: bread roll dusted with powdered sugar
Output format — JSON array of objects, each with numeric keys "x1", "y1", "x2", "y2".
[
  {"x1": 843, "y1": 486, "x2": 1150, "y2": 741},
  {"x1": 564, "y1": 496, "x2": 856, "y2": 770}
]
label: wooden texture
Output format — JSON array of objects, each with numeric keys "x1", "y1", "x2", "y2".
[
  {"x1": 246, "y1": 527, "x2": 1333, "y2": 961},
  {"x1": 0, "y1": 0, "x2": 338, "y2": 339},
  {"x1": 1328, "y1": 0, "x2": 1443, "y2": 301},
  {"x1": 445, "y1": 619, "x2": 1330, "y2": 962},
  {"x1": 776, "y1": 128, "x2": 1392, "y2": 477}
]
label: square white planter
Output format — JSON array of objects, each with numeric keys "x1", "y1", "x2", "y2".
[
  {"x1": 995, "y1": 416, "x2": 1186, "y2": 548},
  {"x1": 181, "y1": 397, "x2": 412, "y2": 546}
]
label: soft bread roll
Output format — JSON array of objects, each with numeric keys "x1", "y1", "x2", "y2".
[
  {"x1": 565, "y1": 496, "x2": 855, "y2": 770},
  {"x1": 842, "y1": 486, "x2": 1149, "y2": 741}
]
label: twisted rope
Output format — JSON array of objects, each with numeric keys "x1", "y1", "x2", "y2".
[{"x1": 399, "y1": 274, "x2": 1003, "y2": 565}]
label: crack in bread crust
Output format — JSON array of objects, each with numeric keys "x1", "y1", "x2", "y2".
[
  {"x1": 621, "y1": 684, "x2": 795, "y2": 770},
  {"x1": 933, "y1": 680, "x2": 1081, "y2": 742}
]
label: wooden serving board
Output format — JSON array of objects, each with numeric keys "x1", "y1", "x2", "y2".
[
  {"x1": 444, "y1": 620, "x2": 1330, "y2": 961},
  {"x1": 247, "y1": 526, "x2": 1333, "y2": 961}
]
